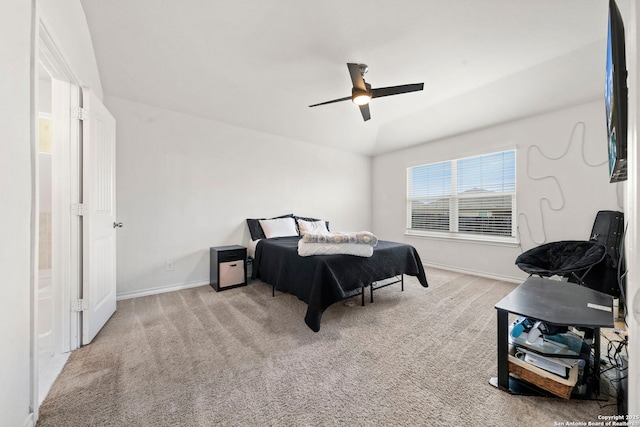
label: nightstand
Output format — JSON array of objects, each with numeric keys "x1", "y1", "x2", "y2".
[{"x1": 210, "y1": 245, "x2": 247, "y2": 292}]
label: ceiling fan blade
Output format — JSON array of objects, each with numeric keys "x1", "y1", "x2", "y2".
[
  {"x1": 308, "y1": 96, "x2": 352, "y2": 107},
  {"x1": 359, "y1": 104, "x2": 371, "y2": 121},
  {"x1": 371, "y1": 83, "x2": 424, "y2": 99},
  {"x1": 347, "y1": 63, "x2": 367, "y2": 91}
]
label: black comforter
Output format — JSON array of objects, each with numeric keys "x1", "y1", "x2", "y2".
[{"x1": 253, "y1": 236, "x2": 428, "y2": 332}]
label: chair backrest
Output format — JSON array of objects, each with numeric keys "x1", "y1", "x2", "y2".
[
  {"x1": 579, "y1": 210, "x2": 625, "y2": 298},
  {"x1": 589, "y1": 210, "x2": 624, "y2": 268}
]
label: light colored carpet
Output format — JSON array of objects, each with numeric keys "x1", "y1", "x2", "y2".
[{"x1": 37, "y1": 268, "x2": 617, "y2": 426}]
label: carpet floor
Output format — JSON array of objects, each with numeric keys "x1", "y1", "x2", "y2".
[{"x1": 37, "y1": 268, "x2": 617, "y2": 426}]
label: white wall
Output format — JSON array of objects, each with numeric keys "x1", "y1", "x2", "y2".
[
  {"x1": 0, "y1": 2, "x2": 35, "y2": 426},
  {"x1": 372, "y1": 100, "x2": 622, "y2": 281},
  {"x1": 108, "y1": 96, "x2": 372, "y2": 298}
]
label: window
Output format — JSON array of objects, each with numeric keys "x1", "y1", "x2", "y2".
[{"x1": 407, "y1": 150, "x2": 516, "y2": 242}]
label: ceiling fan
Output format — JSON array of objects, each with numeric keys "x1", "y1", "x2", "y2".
[{"x1": 308, "y1": 63, "x2": 424, "y2": 121}]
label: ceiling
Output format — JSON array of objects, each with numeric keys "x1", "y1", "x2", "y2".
[{"x1": 80, "y1": 0, "x2": 609, "y2": 156}]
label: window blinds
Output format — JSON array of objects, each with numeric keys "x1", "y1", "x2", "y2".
[{"x1": 407, "y1": 150, "x2": 516, "y2": 238}]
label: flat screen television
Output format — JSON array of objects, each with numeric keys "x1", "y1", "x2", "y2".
[{"x1": 605, "y1": 0, "x2": 628, "y2": 183}]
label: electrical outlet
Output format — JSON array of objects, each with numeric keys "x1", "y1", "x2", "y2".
[{"x1": 166, "y1": 261, "x2": 174, "y2": 271}]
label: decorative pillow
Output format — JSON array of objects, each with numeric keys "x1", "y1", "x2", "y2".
[
  {"x1": 294, "y1": 216, "x2": 330, "y2": 233},
  {"x1": 246, "y1": 213, "x2": 293, "y2": 240},
  {"x1": 297, "y1": 219, "x2": 330, "y2": 236},
  {"x1": 259, "y1": 217, "x2": 299, "y2": 238}
]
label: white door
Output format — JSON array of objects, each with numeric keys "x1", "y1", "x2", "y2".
[{"x1": 82, "y1": 88, "x2": 117, "y2": 344}]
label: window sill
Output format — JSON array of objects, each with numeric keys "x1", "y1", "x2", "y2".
[{"x1": 405, "y1": 230, "x2": 520, "y2": 247}]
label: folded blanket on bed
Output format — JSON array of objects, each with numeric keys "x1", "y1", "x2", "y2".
[
  {"x1": 302, "y1": 231, "x2": 378, "y2": 246},
  {"x1": 297, "y1": 240, "x2": 374, "y2": 257}
]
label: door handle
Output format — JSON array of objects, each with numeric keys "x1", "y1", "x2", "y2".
[{"x1": 113, "y1": 222, "x2": 123, "y2": 228}]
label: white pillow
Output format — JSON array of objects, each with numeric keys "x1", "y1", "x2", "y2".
[
  {"x1": 259, "y1": 217, "x2": 298, "y2": 238},
  {"x1": 247, "y1": 239, "x2": 260, "y2": 258},
  {"x1": 297, "y1": 219, "x2": 330, "y2": 236}
]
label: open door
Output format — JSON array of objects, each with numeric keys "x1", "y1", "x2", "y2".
[{"x1": 82, "y1": 88, "x2": 117, "y2": 344}]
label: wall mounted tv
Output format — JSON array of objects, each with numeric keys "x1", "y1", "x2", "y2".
[{"x1": 605, "y1": 0, "x2": 628, "y2": 183}]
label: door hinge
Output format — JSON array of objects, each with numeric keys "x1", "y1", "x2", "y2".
[
  {"x1": 71, "y1": 299, "x2": 88, "y2": 312},
  {"x1": 72, "y1": 203, "x2": 86, "y2": 216},
  {"x1": 72, "y1": 107, "x2": 88, "y2": 120}
]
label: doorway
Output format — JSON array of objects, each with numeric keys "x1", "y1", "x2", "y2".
[
  {"x1": 36, "y1": 61, "x2": 64, "y2": 404},
  {"x1": 34, "y1": 24, "x2": 83, "y2": 407},
  {"x1": 34, "y1": 22, "x2": 118, "y2": 413}
]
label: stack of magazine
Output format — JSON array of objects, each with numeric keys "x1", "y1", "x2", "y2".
[{"x1": 509, "y1": 317, "x2": 586, "y2": 380}]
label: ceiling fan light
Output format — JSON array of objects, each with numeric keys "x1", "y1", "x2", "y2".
[
  {"x1": 352, "y1": 88, "x2": 371, "y2": 105},
  {"x1": 351, "y1": 92, "x2": 371, "y2": 105}
]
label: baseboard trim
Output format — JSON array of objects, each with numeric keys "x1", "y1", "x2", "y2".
[
  {"x1": 116, "y1": 280, "x2": 210, "y2": 301},
  {"x1": 117, "y1": 265, "x2": 524, "y2": 301},
  {"x1": 423, "y1": 262, "x2": 524, "y2": 284}
]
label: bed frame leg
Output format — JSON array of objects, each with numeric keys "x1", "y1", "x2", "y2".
[
  {"x1": 272, "y1": 284, "x2": 275, "y2": 297},
  {"x1": 369, "y1": 275, "x2": 403, "y2": 304},
  {"x1": 361, "y1": 285, "x2": 365, "y2": 306}
]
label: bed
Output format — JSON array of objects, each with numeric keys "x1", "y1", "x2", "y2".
[{"x1": 252, "y1": 235, "x2": 428, "y2": 332}]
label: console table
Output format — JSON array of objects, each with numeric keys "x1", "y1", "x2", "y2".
[{"x1": 490, "y1": 276, "x2": 614, "y2": 398}]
